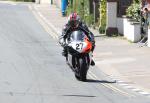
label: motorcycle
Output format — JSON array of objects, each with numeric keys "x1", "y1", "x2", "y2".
[{"x1": 61, "y1": 30, "x2": 93, "y2": 81}]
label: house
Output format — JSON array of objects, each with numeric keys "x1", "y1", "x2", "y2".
[
  {"x1": 106, "y1": 0, "x2": 133, "y2": 36},
  {"x1": 106, "y1": 0, "x2": 150, "y2": 43}
]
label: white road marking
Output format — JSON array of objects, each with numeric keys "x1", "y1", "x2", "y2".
[
  {"x1": 33, "y1": 5, "x2": 60, "y2": 38},
  {"x1": 88, "y1": 71, "x2": 134, "y2": 97},
  {"x1": 96, "y1": 57, "x2": 136, "y2": 64},
  {"x1": 28, "y1": 5, "x2": 58, "y2": 39}
]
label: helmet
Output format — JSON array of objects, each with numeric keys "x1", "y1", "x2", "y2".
[{"x1": 67, "y1": 12, "x2": 80, "y2": 28}]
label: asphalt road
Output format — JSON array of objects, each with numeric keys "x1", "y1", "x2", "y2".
[{"x1": 0, "y1": 2, "x2": 150, "y2": 103}]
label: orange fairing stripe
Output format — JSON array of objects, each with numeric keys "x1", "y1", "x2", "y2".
[{"x1": 83, "y1": 38, "x2": 92, "y2": 53}]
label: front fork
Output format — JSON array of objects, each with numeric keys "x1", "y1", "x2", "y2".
[{"x1": 73, "y1": 53, "x2": 91, "y2": 70}]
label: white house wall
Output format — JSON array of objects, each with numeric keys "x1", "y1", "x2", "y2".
[
  {"x1": 123, "y1": 18, "x2": 134, "y2": 39},
  {"x1": 117, "y1": 18, "x2": 124, "y2": 35},
  {"x1": 40, "y1": 0, "x2": 50, "y2": 4},
  {"x1": 107, "y1": 2, "x2": 117, "y2": 28},
  {"x1": 123, "y1": 18, "x2": 141, "y2": 42}
]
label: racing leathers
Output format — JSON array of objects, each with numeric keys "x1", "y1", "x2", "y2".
[
  {"x1": 59, "y1": 21, "x2": 95, "y2": 66},
  {"x1": 59, "y1": 21, "x2": 95, "y2": 52}
]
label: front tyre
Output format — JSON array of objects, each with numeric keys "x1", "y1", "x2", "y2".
[{"x1": 78, "y1": 56, "x2": 89, "y2": 81}]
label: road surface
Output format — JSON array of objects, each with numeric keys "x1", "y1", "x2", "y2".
[{"x1": 0, "y1": 2, "x2": 149, "y2": 103}]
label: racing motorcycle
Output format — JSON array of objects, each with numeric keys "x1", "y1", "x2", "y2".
[{"x1": 62, "y1": 30, "x2": 93, "y2": 81}]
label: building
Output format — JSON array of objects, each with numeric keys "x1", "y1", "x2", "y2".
[
  {"x1": 117, "y1": 0, "x2": 133, "y2": 17},
  {"x1": 106, "y1": 0, "x2": 133, "y2": 36}
]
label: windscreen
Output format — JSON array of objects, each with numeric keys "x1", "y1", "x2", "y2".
[{"x1": 70, "y1": 31, "x2": 85, "y2": 41}]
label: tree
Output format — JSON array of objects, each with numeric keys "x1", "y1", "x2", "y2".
[
  {"x1": 66, "y1": 0, "x2": 93, "y2": 26},
  {"x1": 99, "y1": 0, "x2": 106, "y2": 33},
  {"x1": 134, "y1": 0, "x2": 140, "y2": 4},
  {"x1": 126, "y1": 0, "x2": 140, "y2": 22}
]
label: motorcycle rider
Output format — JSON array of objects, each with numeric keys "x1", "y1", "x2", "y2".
[{"x1": 59, "y1": 12, "x2": 95, "y2": 66}]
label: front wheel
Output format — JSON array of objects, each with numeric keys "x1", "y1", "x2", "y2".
[{"x1": 76, "y1": 56, "x2": 89, "y2": 81}]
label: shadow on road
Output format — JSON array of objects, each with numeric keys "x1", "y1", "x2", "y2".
[
  {"x1": 86, "y1": 79, "x2": 116, "y2": 84},
  {"x1": 62, "y1": 94, "x2": 96, "y2": 98}
]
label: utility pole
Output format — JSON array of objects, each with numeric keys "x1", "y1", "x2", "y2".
[{"x1": 51, "y1": 0, "x2": 53, "y2": 4}]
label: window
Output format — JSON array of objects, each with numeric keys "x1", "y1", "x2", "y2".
[{"x1": 117, "y1": 0, "x2": 133, "y2": 17}]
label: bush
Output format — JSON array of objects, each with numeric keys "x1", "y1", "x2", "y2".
[
  {"x1": 126, "y1": 3, "x2": 140, "y2": 22},
  {"x1": 84, "y1": 14, "x2": 94, "y2": 26},
  {"x1": 67, "y1": 0, "x2": 84, "y2": 18},
  {"x1": 99, "y1": 0, "x2": 106, "y2": 34},
  {"x1": 66, "y1": 6, "x2": 72, "y2": 16},
  {"x1": 134, "y1": 0, "x2": 140, "y2": 3},
  {"x1": 66, "y1": 0, "x2": 93, "y2": 26}
]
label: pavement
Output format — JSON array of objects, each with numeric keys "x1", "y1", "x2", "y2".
[{"x1": 29, "y1": 3, "x2": 150, "y2": 96}]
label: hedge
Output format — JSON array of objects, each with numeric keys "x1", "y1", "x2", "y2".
[
  {"x1": 67, "y1": 0, "x2": 93, "y2": 26},
  {"x1": 99, "y1": 0, "x2": 106, "y2": 34}
]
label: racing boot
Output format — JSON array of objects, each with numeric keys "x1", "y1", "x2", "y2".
[
  {"x1": 62, "y1": 48, "x2": 67, "y2": 57},
  {"x1": 91, "y1": 59, "x2": 95, "y2": 66}
]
